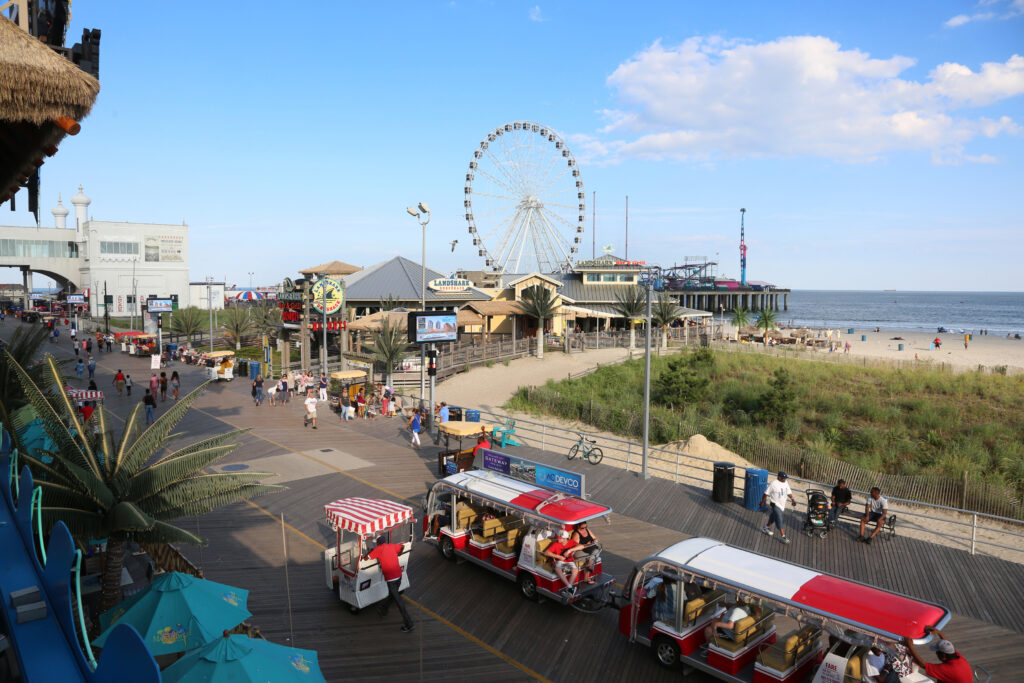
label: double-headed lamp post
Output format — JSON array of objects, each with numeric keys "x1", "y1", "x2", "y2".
[{"x1": 406, "y1": 202, "x2": 431, "y2": 415}]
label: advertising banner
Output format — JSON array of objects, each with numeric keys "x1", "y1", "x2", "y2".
[
  {"x1": 310, "y1": 277, "x2": 343, "y2": 315},
  {"x1": 148, "y1": 299, "x2": 173, "y2": 313},
  {"x1": 479, "y1": 449, "x2": 585, "y2": 498},
  {"x1": 407, "y1": 311, "x2": 457, "y2": 343},
  {"x1": 144, "y1": 235, "x2": 184, "y2": 262},
  {"x1": 427, "y1": 278, "x2": 472, "y2": 293}
]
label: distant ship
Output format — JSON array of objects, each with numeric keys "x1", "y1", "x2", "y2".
[{"x1": 883, "y1": 289, "x2": 897, "y2": 292}]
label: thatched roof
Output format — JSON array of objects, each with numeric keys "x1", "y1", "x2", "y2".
[
  {"x1": 299, "y1": 260, "x2": 362, "y2": 277},
  {"x1": 0, "y1": 17, "x2": 100, "y2": 125}
]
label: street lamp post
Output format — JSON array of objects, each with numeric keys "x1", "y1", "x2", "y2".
[
  {"x1": 248, "y1": 272, "x2": 254, "y2": 291},
  {"x1": 719, "y1": 304, "x2": 724, "y2": 342},
  {"x1": 641, "y1": 273, "x2": 653, "y2": 480},
  {"x1": 406, "y1": 202, "x2": 431, "y2": 423},
  {"x1": 206, "y1": 276, "x2": 214, "y2": 352}
]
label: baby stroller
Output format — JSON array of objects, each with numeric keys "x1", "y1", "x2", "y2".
[{"x1": 803, "y1": 489, "x2": 834, "y2": 538}]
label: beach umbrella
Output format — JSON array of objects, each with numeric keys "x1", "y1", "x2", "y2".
[
  {"x1": 93, "y1": 572, "x2": 252, "y2": 656},
  {"x1": 233, "y1": 290, "x2": 263, "y2": 301},
  {"x1": 161, "y1": 632, "x2": 326, "y2": 683}
]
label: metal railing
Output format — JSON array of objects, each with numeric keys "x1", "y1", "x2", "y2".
[{"x1": 418, "y1": 403, "x2": 1024, "y2": 561}]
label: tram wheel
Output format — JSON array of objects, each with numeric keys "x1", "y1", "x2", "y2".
[
  {"x1": 517, "y1": 573, "x2": 538, "y2": 601},
  {"x1": 440, "y1": 536, "x2": 456, "y2": 561},
  {"x1": 653, "y1": 635, "x2": 680, "y2": 668},
  {"x1": 348, "y1": 605, "x2": 361, "y2": 615}
]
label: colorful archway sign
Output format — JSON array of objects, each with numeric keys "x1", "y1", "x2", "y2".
[{"x1": 310, "y1": 277, "x2": 343, "y2": 315}]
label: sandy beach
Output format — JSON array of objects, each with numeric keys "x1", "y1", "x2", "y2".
[{"x1": 745, "y1": 327, "x2": 1024, "y2": 374}]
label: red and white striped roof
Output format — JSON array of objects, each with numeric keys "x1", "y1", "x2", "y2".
[
  {"x1": 438, "y1": 471, "x2": 611, "y2": 523},
  {"x1": 653, "y1": 538, "x2": 948, "y2": 640},
  {"x1": 324, "y1": 498, "x2": 413, "y2": 535},
  {"x1": 67, "y1": 389, "x2": 104, "y2": 400}
]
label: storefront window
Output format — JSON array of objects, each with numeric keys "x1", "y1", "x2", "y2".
[
  {"x1": 100, "y1": 241, "x2": 140, "y2": 255},
  {"x1": 0, "y1": 239, "x2": 78, "y2": 258}
]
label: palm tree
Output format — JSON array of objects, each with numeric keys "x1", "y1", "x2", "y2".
[
  {"x1": 370, "y1": 319, "x2": 408, "y2": 387},
  {"x1": 731, "y1": 306, "x2": 751, "y2": 340},
  {"x1": 249, "y1": 301, "x2": 282, "y2": 338},
  {"x1": 378, "y1": 295, "x2": 400, "y2": 312},
  {"x1": 220, "y1": 308, "x2": 253, "y2": 350},
  {"x1": 652, "y1": 293, "x2": 682, "y2": 350},
  {"x1": 756, "y1": 307, "x2": 778, "y2": 344},
  {"x1": 517, "y1": 284, "x2": 559, "y2": 359},
  {"x1": 5, "y1": 355, "x2": 280, "y2": 613},
  {"x1": 613, "y1": 287, "x2": 646, "y2": 350},
  {"x1": 170, "y1": 306, "x2": 204, "y2": 345}
]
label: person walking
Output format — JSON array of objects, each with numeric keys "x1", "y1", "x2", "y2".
[
  {"x1": 279, "y1": 375, "x2": 289, "y2": 405},
  {"x1": 105, "y1": 335, "x2": 112, "y2": 352},
  {"x1": 303, "y1": 390, "x2": 318, "y2": 429},
  {"x1": 367, "y1": 537, "x2": 414, "y2": 632},
  {"x1": 70, "y1": 326, "x2": 77, "y2": 344},
  {"x1": 143, "y1": 389, "x2": 157, "y2": 425},
  {"x1": 318, "y1": 373, "x2": 328, "y2": 401},
  {"x1": 760, "y1": 471, "x2": 797, "y2": 544},
  {"x1": 86, "y1": 337, "x2": 92, "y2": 354},
  {"x1": 125, "y1": 374, "x2": 133, "y2": 396},
  {"x1": 75, "y1": 357, "x2": 85, "y2": 379},
  {"x1": 113, "y1": 369, "x2": 126, "y2": 397},
  {"x1": 252, "y1": 375, "x2": 264, "y2": 406},
  {"x1": 170, "y1": 371, "x2": 181, "y2": 400},
  {"x1": 87, "y1": 356, "x2": 96, "y2": 380},
  {"x1": 149, "y1": 373, "x2": 159, "y2": 397},
  {"x1": 407, "y1": 408, "x2": 422, "y2": 449},
  {"x1": 159, "y1": 372, "x2": 168, "y2": 402}
]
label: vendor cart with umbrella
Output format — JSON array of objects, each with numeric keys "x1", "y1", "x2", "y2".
[
  {"x1": 322, "y1": 498, "x2": 414, "y2": 613},
  {"x1": 160, "y1": 631, "x2": 325, "y2": 683},
  {"x1": 204, "y1": 350, "x2": 236, "y2": 381}
]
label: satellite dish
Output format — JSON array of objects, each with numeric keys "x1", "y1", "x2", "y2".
[{"x1": 601, "y1": 244, "x2": 614, "y2": 254}]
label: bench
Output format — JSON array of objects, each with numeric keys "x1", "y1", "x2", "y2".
[
  {"x1": 756, "y1": 624, "x2": 821, "y2": 676},
  {"x1": 837, "y1": 502, "x2": 897, "y2": 539}
]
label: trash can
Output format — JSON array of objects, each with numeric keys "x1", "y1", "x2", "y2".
[
  {"x1": 712, "y1": 462, "x2": 734, "y2": 503},
  {"x1": 900, "y1": 343, "x2": 906, "y2": 351},
  {"x1": 744, "y1": 468, "x2": 769, "y2": 511},
  {"x1": 249, "y1": 361, "x2": 261, "y2": 380},
  {"x1": 465, "y1": 409, "x2": 481, "y2": 423},
  {"x1": 448, "y1": 406, "x2": 463, "y2": 421},
  {"x1": 236, "y1": 359, "x2": 249, "y2": 376},
  {"x1": 860, "y1": 335, "x2": 866, "y2": 342},
  {"x1": 848, "y1": 328, "x2": 854, "y2": 334}
]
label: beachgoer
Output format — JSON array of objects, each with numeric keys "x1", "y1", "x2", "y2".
[
  {"x1": 830, "y1": 479, "x2": 852, "y2": 523},
  {"x1": 252, "y1": 375, "x2": 264, "y2": 406},
  {"x1": 571, "y1": 521, "x2": 600, "y2": 584},
  {"x1": 318, "y1": 373, "x2": 328, "y2": 401},
  {"x1": 87, "y1": 356, "x2": 96, "y2": 380},
  {"x1": 125, "y1": 374, "x2": 133, "y2": 396},
  {"x1": 367, "y1": 537, "x2": 414, "y2": 632},
  {"x1": 356, "y1": 388, "x2": 366, "y2": 418},
  {"x1": 542, "y1": 529, "x2": 581, "y2": 595},
  {"x1": 340, "y1": 390, "x2": 351, "y2": 420},
  {"x1": 143, "y1": 389, "x2": 156, "y2": 425},
  {"x1": 304, "y1": 390, "x2": 318, "y2": 429},
  {"x1": 149, "y1": 373, "x2": 159, "y2": 397},
  {"x1": 159, "y1": 372, "x2": 168, "y2": 402},
  {"x1": 75, "y1": 358, "x2": 85, "y2": 379},
  {"x1": 858, "y1": 487, "x2": 889, "y2": 545},
  {"x1": 760, "y1": 471, "x2": 796, "y2": 544},
  {"x1": 904, "y1": 626, "x2": 972, "y2": 683},
  {"x1": 704, "y1": 601, "x2": 751, "y2": 643},
  {"x1": 113, "y1": 370, "x2": 125, "y2": 397},
  {"x1": 408, "y1": 408, "x2": 422, "y2": 449},
  {"x1": 170, "y1": 371, "x2": 180, "y2": 400}
]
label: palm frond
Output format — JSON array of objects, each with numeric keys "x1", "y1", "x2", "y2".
[
  {"x1": 111, "y1": 403, "x2": 143, "y2": 477},
  {"x1": 3, "y1": 354, "x2": 102, "y2": 479},
  {"x1": 127, "y1": 438, "x2": 243, "y2": 500},
  {"x1": 94, "y1": 406, "x2": 116, "y2": 478},
  {"x1": 133, "y1": 519, "x2": 206, "y2": 546},
  {"x1": 35, "y1": 479, "x2": 108, "y2": 510},
  {"x1": 141, "y1": 472, "x2": 278, "y2": 514},
  {"x1": 153, "y1": 483, "x2": 282, "y2": 521},
  {"x1": 114, "y1": 381, "x2": 212, "y2": 483},
  {"x1": 41, "y1": 507, "x2": 106, "y2": 540},
  {"x1": 612, "y1": 287, "x2": 647, "y2": 320},
  {"x1": 517, "y1": 285, "x2": 559, "y2": 321}
]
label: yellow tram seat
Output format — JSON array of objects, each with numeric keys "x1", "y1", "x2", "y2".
[
  {"x1": 535, "y1": 538, "x2": 554, "y2": 571},
  {"x1": 758, "y1": 624, "x2": 818, "y2": 672},
  {"x1": 713, "y1": 609, "x2": 775, "y2": 653},
  {"x1": 843, "y1": 648, "x2": 866, "y2": 683},
  {"x1": 495, "y1": 528, "x2": 521, "y2": 554},
  {"x1": 683, "y1": 597, "x2": 707, "y2": 623}
]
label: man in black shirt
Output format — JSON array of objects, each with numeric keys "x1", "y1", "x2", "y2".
[{"x1": 830, "y1": 479, "x2": 852, "y2": 524}]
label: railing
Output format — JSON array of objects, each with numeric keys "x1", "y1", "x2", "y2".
[{"x1": 419, "y1": 405, "x2": 1024, "y2": 561}]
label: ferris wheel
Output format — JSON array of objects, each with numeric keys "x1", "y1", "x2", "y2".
[{"x1": 464, "y1": 121, "x2": 585, "y2": 274}]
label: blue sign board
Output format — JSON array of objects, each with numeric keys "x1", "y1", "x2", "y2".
[{"x1": 479, "y1": 449, "x2": 585, "y2": 498}]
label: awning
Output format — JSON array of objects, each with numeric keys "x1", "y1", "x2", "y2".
[
  {"x1": 324, "y1": 498, "x2": 413, "y2": 536},
  {"x1": 463, "y1": 300, "x2": 524, "y2": 316},
  {"x1": 560, "y1": 304, "x2": 613, "y2": 319}
]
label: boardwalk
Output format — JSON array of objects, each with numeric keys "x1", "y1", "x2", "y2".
[{"x1": 5, "y1": 317, "x2": 1023, "y2": 681}]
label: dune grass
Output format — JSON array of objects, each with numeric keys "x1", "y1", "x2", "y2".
[{"x1": 505, "y1": 349, "x2": 1024, "y2": 489}]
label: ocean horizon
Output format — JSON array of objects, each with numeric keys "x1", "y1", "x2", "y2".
[{"x1": 783, "y1": 290, "x2": 1024, "y2": 335}]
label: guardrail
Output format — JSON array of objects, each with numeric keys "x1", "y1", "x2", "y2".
[{"x1": 409, "y1": 401, "x2": 1024, "y2": 561}]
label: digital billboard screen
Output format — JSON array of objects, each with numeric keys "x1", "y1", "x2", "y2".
[
  {"x1": 407, "y1": 311, "x2": 457, "y2": 344},
  {"x1": 148, "y1": 299, "x2": 173, "y2": 313}
]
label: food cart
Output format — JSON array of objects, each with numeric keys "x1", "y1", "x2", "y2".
[
  {"x1": 205, "y1": 350, "x2": 235, "y2": 381},
  {"x1": 115, "y1": 330, "x2": 146, "y2": 353},
  {"x1": 322, "y1": 497, "x2": 414, "y2": 613},
  {"x1": 329, "y1": 370, "x2": 367, "y2": 415},
  {"x1": 437, "y1": 421, "x2": 494, "y2": 476}
]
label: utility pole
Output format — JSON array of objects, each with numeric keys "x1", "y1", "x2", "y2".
[
  {"x1": 103, "y1": 280, "x2": 109, "y2": 333},
  {"x1": 321, "y1": 276, "x2": 328, "y2": 376},
  {"x1": 206, "y1": 277, "x2": 214, "y2": 352},
  {"x1": 592, "y1": 190, "x2": 596, "y2": 259},
  {"x1": 641, "y1": 272, "x2": 652, "y2": 480},
  {"x1": 300, "y1": 280, "x2": 310, "y2": 372},
  {"x1": 740, "y1": 208, "x2": 747, "y2": 288},
  {"x1": 625, "y1": 195, "x2": 629, "y2": 261}
]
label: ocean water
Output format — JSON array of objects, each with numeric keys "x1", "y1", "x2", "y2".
[{"x1": 783, "y1": 290, "x2": 1024, "y2": 334}]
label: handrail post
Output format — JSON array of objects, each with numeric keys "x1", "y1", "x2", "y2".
[
  {"x1": 971, "y1": 514, "x2": 977, "y2": 556},
  {"x1": 541, "y1": 425, "x2": 546, "y2": 450}
]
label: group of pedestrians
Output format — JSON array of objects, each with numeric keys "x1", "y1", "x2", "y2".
[
  {"x1": 760, "y1": 471, "x2": 890, "y2": 545},
  {"x1": 251, "y1": 370, "x2": 329, "y2": 408}
]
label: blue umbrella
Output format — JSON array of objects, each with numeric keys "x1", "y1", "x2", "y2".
[
  {"x1": 161, "y1": 632, "x2": 325, "y2": 683},
  {"x1": 93, "y1": 572, "x2": 252, "y2": 656}
]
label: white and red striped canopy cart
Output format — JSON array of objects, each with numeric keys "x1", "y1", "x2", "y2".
[{"x1": 322, "y1": 498, "x2": 414, "y2": 613}]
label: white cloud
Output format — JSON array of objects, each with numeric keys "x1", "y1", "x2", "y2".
[
  {"x1": 528, "y1": 5, "x2": 546, "y2": 22},
  {"x1": 590, "y1": 36, "x2": 1024, "y2": 164},
  {"x1": 944, "y1": 0, "x2": 1021, "y2": 26}
]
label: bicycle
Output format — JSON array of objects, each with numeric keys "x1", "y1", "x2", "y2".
[{"x1": 567, "y1": 432, "x2": 603, "y2": 465}]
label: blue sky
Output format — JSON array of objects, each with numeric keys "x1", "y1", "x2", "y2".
[{"x1": 5, "y1": 1, "x2": 1023, "y2": 291}]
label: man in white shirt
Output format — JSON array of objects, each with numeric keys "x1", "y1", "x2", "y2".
[
  {"x1": 704, "y1": 601, "x2": 751, "y2": 643},
  {"x1": 858, "y1": 487, "x2": 889, "y2": 545},
  {"x1": 760, "y1": 471, "x2": 797, "y2": 544},
  {"x1": 303, "y1": 390, "x2": 318, "y2": 429},
  {"x1": 863, "y1": 645, "x2": 892, "y2": 683}
]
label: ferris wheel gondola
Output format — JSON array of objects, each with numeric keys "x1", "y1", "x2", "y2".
[{"x1": 464, "y1": 121, "x2": 584, "y2": 274}]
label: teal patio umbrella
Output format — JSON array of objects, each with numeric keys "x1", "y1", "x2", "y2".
[
  {"x1": 161, "y1": 631, "x2": 325, "y2": 682},
  {"x1": 93, "y1": 572, "x2": 252, "y2": 656}
]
